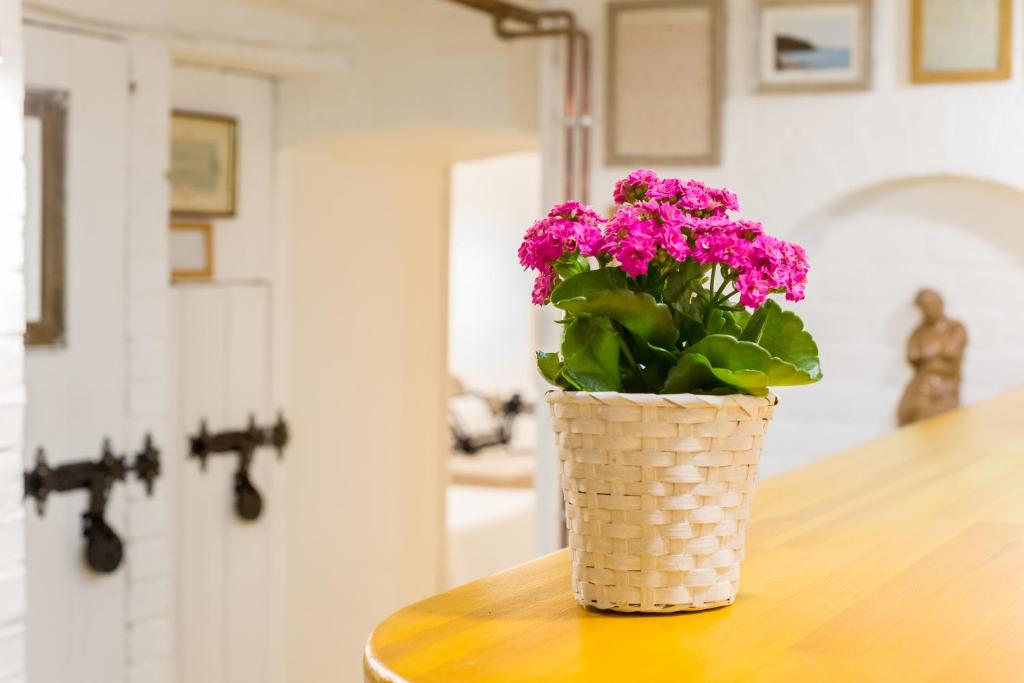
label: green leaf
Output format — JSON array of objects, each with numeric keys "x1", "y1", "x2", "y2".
[
  {"x1": 558, "y1": 289, "x2": 678, "y2": 348},
  {"x1": 536, "y1": 351, "x2": 562, "y2": 385},
  {"x1": 662, "y1": 353, "x2": 727, "y2": 394},
  {"x1": 740, "y1": 300, "x2": 822, "y2": 380},
  {"x1": 677, "y1": 334, "x2": 819, "y2": 395},
  {"x1": 536, "y1": 351, "x2": 580, "y2": 390},
  {"x1": 706, "y1": 309, "x2": 743, "y2": 338},
  {"x1": 631, "y1": 342, "x2": 680, "y2": 392},
  {"x1": 550, "y1": 268, "x2": 626, "y2": 304},
  {"x1": 552, "y1": 254, "x2": 591, "y2": 280},
  {"x1": 662, "y1": 261, "x2": 705, "y2": 303},
  {"x1": 561, "y1": 317, "x2": 621, "y2": 391}
]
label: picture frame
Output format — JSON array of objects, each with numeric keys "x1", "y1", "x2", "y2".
[
  {"x1": 757, "y1": 0, "x2": 872, "y2": 93},
  {"x1": 911, "y1": 0, "x2": 1012, "y2": 83},
  {"x1": 606, "y1": 0, "x2": 722, "y2": 166},
  {"x1": 24, "y1": 89, "x2": 67, "y2": 347},
  {"x1": 169, "y1": 220, "x2": 214, "y2": 282},
  {"x1": 169, "y1": 110, "x2": 237, "y2": 217}
]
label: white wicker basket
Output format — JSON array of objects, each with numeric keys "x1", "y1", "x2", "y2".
[{"x1": 547, "y1": 390, "x2": 777, "y2": 613}]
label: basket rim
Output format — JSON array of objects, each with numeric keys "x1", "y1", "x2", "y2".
[{"x1": 545, "y1": 389, "x2": 778, "y2": 413}]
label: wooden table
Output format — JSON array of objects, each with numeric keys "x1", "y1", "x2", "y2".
[{"x1": 365, "y1": 389, "x2": 1024, "y2": 681}]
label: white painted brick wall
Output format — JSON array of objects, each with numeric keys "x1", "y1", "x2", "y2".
[
  {"x1": 124, "y1": 37, "x2": 173, "y2": 683},
  {"x1": 0, "y1": 3, "x2": 25, "y2": 682},
  {"x1": 537, "y1": 0, "x2": 1024, "y2": 510}
]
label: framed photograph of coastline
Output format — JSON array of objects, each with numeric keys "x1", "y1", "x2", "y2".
[
  {"x1": 757, "y1": 0, "x2": 871, "y2": 93},
  {"x1": 911, "y1": 0, "x2": 1011, "y2": 83},
  {"x1": 169, "y1": 110, "x2": 237, "y2": 217},
  {"x1": 606, "y1": 0, "x2": 722, "y2": 166}
]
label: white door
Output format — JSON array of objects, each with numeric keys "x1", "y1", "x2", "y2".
[
  {"x1": 172, "y1": 283, "x2": 286, "y2": 683},
  {"x1": 23, "y1": 25, "x2": 130, "y2": 683}
]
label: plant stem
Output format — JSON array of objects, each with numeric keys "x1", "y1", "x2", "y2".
[
  {"x1": 712, "y1": 273, "x2": 730, "y2": 305},
  {"x1": 616, "y1": 327, "x2": 640, "y2": 374}
]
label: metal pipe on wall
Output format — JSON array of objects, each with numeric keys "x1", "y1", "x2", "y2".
[{"x1": 442, "y1": 0, "x2": 591, "y2": 204}]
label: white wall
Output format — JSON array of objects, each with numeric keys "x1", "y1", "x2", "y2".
[
  {"x1": 538, "y1": 0, "x2": 1024, "y2": 484},
  {"x1": 0, "y1": 4, "x2": 25, "y2": 682},
  {"x1": 275, "y1": 0, "x2": 538, "y2": 146},
  {"x1": 283, "y1": 129, "x2": 536, "y2": 683},
  {"x1": 123, "y1": 37, "x2": 174, "y2": 683},
  {"x1": 448, "y1": 152, "x2": 541, "y2": 398}
]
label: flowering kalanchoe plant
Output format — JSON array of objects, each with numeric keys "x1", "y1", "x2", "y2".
[{"x1": 520, "y1": 169, "x2": 822, "y2": 396}]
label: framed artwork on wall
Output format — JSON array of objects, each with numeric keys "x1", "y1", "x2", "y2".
[
  {"x1": 911, "y1": 0, "x2": 1011, "y2": 83},
  {"x1": 606, "y1": 0, "x2": 722, "y2": 166},
  {"x1": 24, "y1": 89, "x2": 67, "y2": 347},
  {"x1": 169, "y1": 110, "x2": 237, "y2": 217},
  {"x1": 170, "y1": 220, "x2": 214, "y2": 282},
  {"x1": 757, "y1": 0, "x2": 872, "y2": 93}
]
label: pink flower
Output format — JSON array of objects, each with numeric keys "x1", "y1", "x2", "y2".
[
  {"x1": 677, "y1": 180, "x2": 740, "y2": 216},
  {"x1": 613, "y1": 169, "x2": 660, "y2": 204},
  {"x1": 518, "y1": 219, "x2": 564, "y2": 271},
  {"x1": 648, "y1": 178, "x2": 685, "y2": 202},
  {"x1": 524, "y1": 170, "x2": 810, "y2": 308},
  {"x1": 736, "y1": 271, "x2": 772, "y2": 308},
  {"x1": 518, "y1": 202, "x2": 607, "y2": 301},
  {"x1": 616, "y1": 232, "x2": 658, "y2": 277},
  {"x1": 601, "y1": 207, "x2": 659, "y2": 276},
  {"x1": 531, "y1": 269, "x2": 559, "y2": 305},
  {"x1": 659, "y1": 224, "x2": 690, "y2": 262}
]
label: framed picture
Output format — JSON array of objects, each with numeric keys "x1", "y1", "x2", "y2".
[
  {"x1": 24, "y1": 89, "x2": 67, "y2": 347},
  {"x1": 169, "y1": 221, "x2": 214, "y2": 282},
  {"x1": 169, "y1": 110, "x2": 237, "y2": 217},
  {"x1": 757, "y1": 0, "x2": 871, "y2": 93},
  {"x1": 606, "y1": 0, "x2": 722, "y2": 166},
  {"x1": 911, "y1": 0, "x2": 1011, "y2": 83}
]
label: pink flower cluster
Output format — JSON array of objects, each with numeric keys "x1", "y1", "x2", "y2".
[
  {"x1": 519, "y1": 170, "x2": 809, "y2": 308},
  {"x1": 518, "y1": 201, "x2": 604, "y2": 304}
]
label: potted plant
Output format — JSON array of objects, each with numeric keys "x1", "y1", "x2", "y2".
[{"x1": 521, "y1": 169, "x2": 822, "y2": 612}]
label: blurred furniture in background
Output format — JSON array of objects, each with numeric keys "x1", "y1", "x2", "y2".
[
  {"x1": 897, "y1": 289, "x2": 968, "y2": 426},
  {"x1": 445, "y1": 375, "x2": 538, "y2": 586}
]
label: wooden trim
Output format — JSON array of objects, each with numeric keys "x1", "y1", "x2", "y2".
[
  {"x1": 911, "y1": 0, "x2": 1012, "y2": 84},
  {"x1": 605, "y1": 0, "x2": 722, "y2": 166},
  {"x1": 24, "y1": 89, "x2": 67, "y2": 347},
  {"x1": 170, "y1": 109, "x2": 238, "y2": 218},
  {"x1": 170, "y1": 220, "x2": 215, "y2": 282},
  {"x1": 756, "y1": 0, "x2": 873, "y2": 93}
]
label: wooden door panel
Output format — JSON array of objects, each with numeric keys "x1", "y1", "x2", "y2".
[
  {"x1": 174, "y1": 284, "x2": 281, "y2": 683},
  {"x1": 23, "y1": 26, "x2": 129, "y2": 683}
]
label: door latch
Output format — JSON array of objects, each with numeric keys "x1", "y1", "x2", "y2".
[
  {"x1": 189, "y1": 414, "x2": 288, "y2": 521},
  {"x1": 24, "y1": 434, "x2": 161, "y2": 573}
]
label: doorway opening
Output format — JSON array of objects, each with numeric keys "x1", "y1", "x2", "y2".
[{"x1": 445, "y1": 150, "x2": 542, "y2": 587}]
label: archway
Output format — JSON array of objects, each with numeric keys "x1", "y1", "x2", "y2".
[{"x1": 763, "y1": 176, "x2": 1024, "y2": 475}]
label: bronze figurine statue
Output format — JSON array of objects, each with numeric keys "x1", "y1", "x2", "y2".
[{"x1": 897, "y1": 289, "x2": 967, "y2": 426}]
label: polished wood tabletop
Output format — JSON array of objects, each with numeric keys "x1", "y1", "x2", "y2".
[{"x1": 365, "y1": 388, "x2": 1024, "y2": 682}]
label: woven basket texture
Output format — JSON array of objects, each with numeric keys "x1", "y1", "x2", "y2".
[{"x1": 547, "y1": 390, "x2": 776, "y2": 613}]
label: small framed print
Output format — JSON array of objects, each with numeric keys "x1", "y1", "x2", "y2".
[
  {"x1": 606, "y1": 0, "x2": 722, "y2": 166},
  {"x1": 170, "y1": 110, "x2": 237, "y2": 217},
  {"x1": 757, "y1": 0, "x2": 872, "y2": 93},
  {"x1": 911, "y1": 0, "x2": 1012, "y2": 83},
  {"x1": 170, "y1": 221, "x2": 214, "y2": 282}
]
